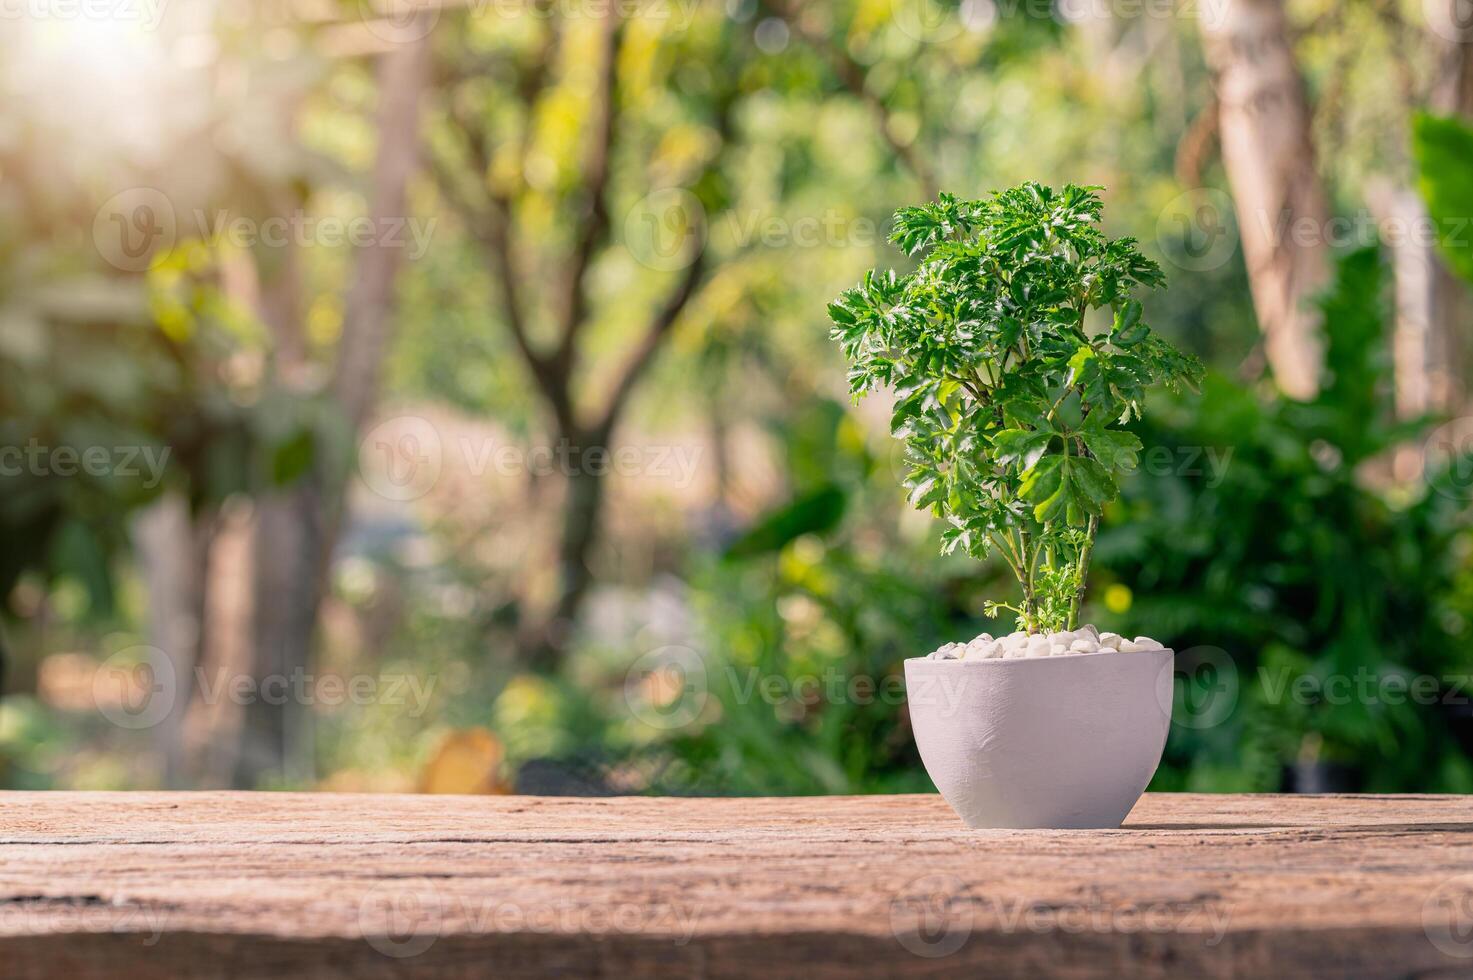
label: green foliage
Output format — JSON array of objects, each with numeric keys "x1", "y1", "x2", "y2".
[
  {"x1": 828, "y1": 184, "x2": 1202, "y2": 632},
  {"x1": 1097, "y1": 248, "x2": 1473, "y2": 792},
  {"x1": 658, "y1": 546, "x2": 949, "y2": 796},
  {"x1": 0, "y1": 245, "x2": 334, "y2": 617},
  {"x1": 1413, "y1": 112, "x2": 1473, "y2": 286},
  {"x1": 723, "y1": 485, "x2": 848, "y2": 560}
]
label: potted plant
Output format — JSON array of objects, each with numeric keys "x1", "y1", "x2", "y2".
[{"x1": 829, "y1": 183, "x2": 1203, "y2": 828}]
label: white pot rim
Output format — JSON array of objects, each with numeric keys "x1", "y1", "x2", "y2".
[{"x1": 905, "y1": 647, "x2": 1174, "y2": 666}]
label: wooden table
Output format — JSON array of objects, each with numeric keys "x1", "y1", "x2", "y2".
[{"x1": 3, "y1": 792, "x2": 1472, "y2": 978}]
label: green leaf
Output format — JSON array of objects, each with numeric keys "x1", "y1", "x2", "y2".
[
  {"x1": 939, "y1": 522, "x2": 972, "y2": 556},
  {"x1": 1020, "y1": 452, "x2": 1119, "y2": 525},
  {"x1": 907, "y1": 474, "x2": 946, "y2": 511},
  {"x1": 1020, "y1": 454, "x2": 1067, "y2": 522},
  {"x1": 1067, "y1": 345, "x2": 1096, "y2": 378},
  {"x1": 271, "y1": 428, "x2": 317, "y2": 486},
  {"x1": 827, "y1": 299, "x2": 857, "y2": 327},
  {"x1": 1113, "y1": 299, "x2": 1141, "y2": 333},
  {"x1": 1079, "y1": 414, "x2": 1142, "y2": 470},
  {"x1": 890, "y1": 382, "x2": 933, "y2": 435},
  {"x1": 1003, "y1": 393, "x2": 1052, "y2": 431},
  {"x1": 1413, "y1": 112, "x2": 1473, "y2": 286},
  {"x1": 1069, "y1": 455, "x2": 1117, "y2": 505},
  {"x1": 992, "y1": 427, "x2": 1053, "y2": 471},
  {"x1": 1111, "y1": 299, "x2": 1149, "y2": 345},
  {"x1": 724, "y1": 485, "x2": 848, "y2": 560}
]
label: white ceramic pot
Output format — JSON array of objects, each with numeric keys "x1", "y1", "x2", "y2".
[{"x1": 905, "y1": 647, "x2": 1173, "y2": 829}]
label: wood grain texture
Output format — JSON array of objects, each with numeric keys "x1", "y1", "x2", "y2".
[{"x1": 3, "y1": 792, "x2": 1472, "y2": 978}]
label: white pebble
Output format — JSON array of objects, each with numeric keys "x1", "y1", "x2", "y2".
[
  {"x1": 927, "y1": 627, "x2": 1158, "y2": 661},
  {"x1": 964, "y1": 634, "x2": 996, "y2": 658}
]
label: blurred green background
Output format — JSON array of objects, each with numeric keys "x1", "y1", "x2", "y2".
[{"x1": 2, "y1": 0, "x2": 1473, "y2": 796}]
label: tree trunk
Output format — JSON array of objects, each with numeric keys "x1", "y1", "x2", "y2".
[
  {"x1": 131, "y1": 493, "x2": 214, "y2": 787},
  {"x1": 237, "y1": 484, "x2": 325, "y2": 787},
  {"x1": 1200, "y1": 0, "x2": 1331, "y2": 400},
  {"x1": 1368, "y1": 2, "x2": 1470, "y2": 431},
  {"x1": 1432, "y1": 0, "x2": 1473, "y2": 114},
  {"x1": 235, "y1": 27, "x2": 431, "y2": 787},
  {"x1": 523, "y1": 430, "x2": 609, "y2": 672},
  {"x1": 1367, "y1": 181, "x2": 1461, "y2": 425},
  {"x1": 1424, "y1": 0, "x2": 1473, "y2": 410},
  {"x1": 332, "y1": 30, "x2": 434, "y2": 435},
  {"x1": 184, "y1": 499, "x2": 255, "y2": 789}
]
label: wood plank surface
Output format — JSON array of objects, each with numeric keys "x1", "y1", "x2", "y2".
[{"x1": 2, "y1": 792, "x2": 1472, "y2": 978}]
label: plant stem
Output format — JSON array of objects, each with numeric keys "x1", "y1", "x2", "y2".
[
  {"x1": 1027, "y1": 542, "x2": 1040, "y2": 617},
  {"x1": 990, "y1": 533, "x2": 1025, "y2": 590},
  {"x1": 1010, "y1": 529, "x2": 1034, "y2": 631},
  {"x1": 1067, "y1": 513, "x2": 1099, "y2": 630},
  {"x1": 1018, "y1": 527, "x2": 1036, "y2": 627},
  {"x1": 1045, "y1": 383, "x2": 1071, "y2": 424}
]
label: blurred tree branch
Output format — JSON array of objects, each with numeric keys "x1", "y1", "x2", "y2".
[
  {"x1": 761, "y1": 0, "x2": 936, "y2": 196},
  {"x1": 1175, "y1": 96, "x2": 1218, "y2": 189},
  {"x1": 556, "y1": 11, "x2": 623, "y2": 373},
  {"x1": 430, "y1": 9, "x2": 738, "y2": 669}
]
